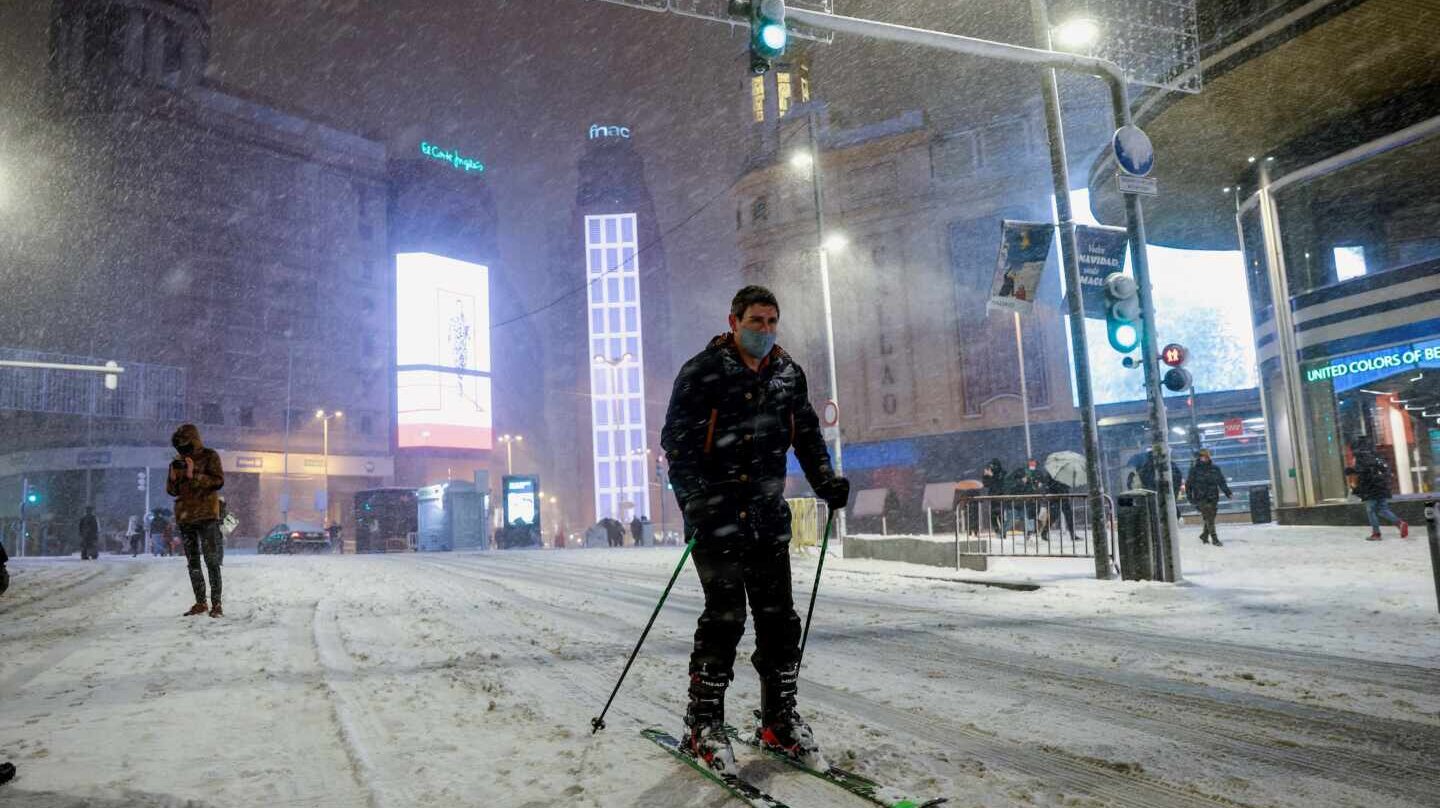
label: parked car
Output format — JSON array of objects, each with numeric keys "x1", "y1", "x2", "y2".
[{"x1": 257, "y1": 522, "x2": 331, "y2": 554}]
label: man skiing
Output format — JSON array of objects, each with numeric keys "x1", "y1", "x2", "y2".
[
  {"x1": 166, "y1": 424, "x2": 226, "y2": 617},
  {"x1": 662, "y1": 285, "x2": 849, "y2": 775},
  {"x1": 1186, "y1": 448, "x2": 1232, "y2": 546}
]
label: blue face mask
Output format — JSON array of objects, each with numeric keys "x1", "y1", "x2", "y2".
[{"x1": 737, "y1": 327, "x2": 776, "y2": 359}]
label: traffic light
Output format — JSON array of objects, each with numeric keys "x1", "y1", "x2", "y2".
[
  {"x1": 1103, "y1": 272, "x2": 1141, "y2": 354},
  {"x1": 730, "y1": 0, "x2": 787, "y2": 73},
  {"x1": 137, "y1": 471, "x2": 147, "y2": 492},
  {"x1": 1161, "y1": 342, "x2": 1192, "y2": 392},
  {"x1": 24, "y1": 486, "x2": 40, "y2": 506}
]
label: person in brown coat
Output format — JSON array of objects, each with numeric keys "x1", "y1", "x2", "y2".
[{"x1": 165, "y1": 424, "x2": 226, "y2": 617}]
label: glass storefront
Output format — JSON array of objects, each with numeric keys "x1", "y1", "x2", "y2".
[
  {"x1": 1300, "y1": 340, "x2": 1440, "y2": 500},
  {"x1": 1239, "y1": 122, "x2": 1440, "y2": 508}
]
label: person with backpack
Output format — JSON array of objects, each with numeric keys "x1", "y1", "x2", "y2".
[{"x1": 1345, "y1": 439, "x2": 1408, "y2": 541}]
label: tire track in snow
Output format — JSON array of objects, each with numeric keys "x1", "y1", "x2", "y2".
[
  {"x1": 857, "y1": 632, "x2": 1440, "y2": 806},
  {"x1": 463, "y1": 552, "x2": 1440, "y2": 807},
  {"x1": 311, "y1": 596, "x2": 396, "y2": 808},
  {"x1": 419, "y1": 555, "x2": 1252, "y2": 808}
]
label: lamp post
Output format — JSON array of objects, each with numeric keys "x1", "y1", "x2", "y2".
[
  {"x1": 594, "y1": 353, "x2": 635, "y2": 518},
  {"x1": 791, "y1": 119, "x2": 847, "y2": 540},
  {"x1": 316, "y1": 410, "x2": 342, "y2": 527},
  {"x1": 631, "y1": 447, "x2": 653, "y2": 524},
  {"x1": 498, "y1": 434, "x2": 524, "y2": 475}
]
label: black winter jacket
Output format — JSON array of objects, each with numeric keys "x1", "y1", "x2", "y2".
[
  {"x1": 1345, "y1": 452, "x2": 1392, "y2": 501},
  {"x1": 1186, "y1": 461, "x2": 1231, "y2": 504},
  {"x1": 982, "y1": 460, "x2": 1007, "y2": 495},
  {"x1": 661, "y1": 334, "x2": 835, "y2": 538},
  {"x1": 1139, "y1": 455, "x2": 1184, "y2": 497}
]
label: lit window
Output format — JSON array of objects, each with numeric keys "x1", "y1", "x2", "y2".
[
  {"x1": 777, "y1": 71, "x2": 793, "y2": 117},
  {"x1": 799, "y1": 66, "x2": 811, "y2": 102},
  {"x1": 1334, "y1": 245, "x2": 1367, "y2": 281},
  {"x1": 751, "y1": 75, "x2": 766, "y2": 122}
]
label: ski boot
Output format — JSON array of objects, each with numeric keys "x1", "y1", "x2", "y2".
[
  {"x1": 757, "y1": 664, "x2": 827, "y2": 771},
  {"x1": 183, "y1": 602, "x2": 208, "y2": 617},
  {"x1": 681, "y1": 667, "x2": 736, "y2": 776}
]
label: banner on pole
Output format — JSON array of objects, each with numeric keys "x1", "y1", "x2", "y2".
[
  {"x1": 987, "y1": 220, "x2": 1053, "y2": 316},
  {"x1": 1076, "y1": 224, "x2": 1130, "y2": 319}
]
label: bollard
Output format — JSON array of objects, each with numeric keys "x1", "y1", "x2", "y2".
[{"x1": 1427, "y1": 500, "x2": 1439, "y2": 615}]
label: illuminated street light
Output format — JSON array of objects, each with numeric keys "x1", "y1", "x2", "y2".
[
  {"x1": 498, "y1": 433, "x2": 524, "y2": 475},
  {"x1": 789, "y1": 151, "x2": 813, "y2": 171},
  {"x1": 315, "y1": 410, "x2": 343, "y2": 528},
  {"x1": 1053, "y1": 17, "x2": 1099, "y2": 49},
  {"x1": 822, "y1": 231, "x2": 849, "y2": 252}
]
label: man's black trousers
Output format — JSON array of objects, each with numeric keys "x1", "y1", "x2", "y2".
[
  {"x1": 689, "y1": 535, "x2": 801, "y2": 681},
  {"x1": 180, "y1": 519, "x2": 223, "y2": 605}
]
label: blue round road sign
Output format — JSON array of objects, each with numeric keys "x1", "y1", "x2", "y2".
[{"x1": 1113, "y1": 125, "x2": 1155, "y2": 177}]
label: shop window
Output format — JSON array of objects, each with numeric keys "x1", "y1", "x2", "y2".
[{"x1": 1333, "y1": 245, "x2": 1367, "y2": 281}]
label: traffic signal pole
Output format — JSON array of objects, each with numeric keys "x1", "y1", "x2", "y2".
[
  {"x1": 1029, "y1": 0, "x2": 1110, "y2": 580},
  {"x1": 783, "y1": 4, "x2": 1181, "y2": 581}
]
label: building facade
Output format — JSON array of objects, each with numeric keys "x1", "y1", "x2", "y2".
[
  {"x1": 1087, "y1": 0, "x2": 1440, "y2": 521},
  {"x1": 0, "y1": 0, "x2": 395, "y2": 550}
]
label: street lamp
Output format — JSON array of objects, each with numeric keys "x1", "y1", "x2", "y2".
[
  {"x1": 594, "y1": 353, "x2": 635, "y2": 517},
  {"x1": 791, "y1": 116, "x2": 847, "y2": 539},
  {"x1": 1052, "y1": 17, "x2": 1100, "y2": 50},
  {"x1": 315, "y1": 410, "x2": 343, "y2": 527},
  {"x1": 498, "y1": 433, "x2": 524, "y2": 475}
]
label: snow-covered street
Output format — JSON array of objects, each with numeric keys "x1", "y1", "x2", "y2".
[{"x1": 2, "y1": 524, "x2": 1438, "y2": 808}]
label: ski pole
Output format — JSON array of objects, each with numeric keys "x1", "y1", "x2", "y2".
[
  {"x1": 797, "y1": 509, "x2": 836, "y2": 667},
  {"x1": 591, "y1": 531, "x2": 697, "y2": 734}
]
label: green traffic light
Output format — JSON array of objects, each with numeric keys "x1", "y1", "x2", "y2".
[
  {"x1": 1108, "y1": 322, "x2": 1139, "y2": 353},
  {"x1": 757, "y1": 21, "x2": 787, "y2": 55}
]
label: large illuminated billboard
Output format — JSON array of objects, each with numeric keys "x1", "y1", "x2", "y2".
[{"x1": 396, "y1": 252, "x2": 493, "y2": 450}]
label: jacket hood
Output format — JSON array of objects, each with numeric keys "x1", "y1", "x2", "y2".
[{"x1": 171, "y1": 423, "x2": 204, "y2": 451}]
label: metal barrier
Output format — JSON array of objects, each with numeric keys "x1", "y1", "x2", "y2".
[{"x1": 955, "y1": 493, "x2": 1116, "y2": 562}]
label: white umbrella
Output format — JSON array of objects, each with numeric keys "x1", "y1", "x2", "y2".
[{"x1": 1044, "y1": 451, "x2": 1086, "y2": 488}]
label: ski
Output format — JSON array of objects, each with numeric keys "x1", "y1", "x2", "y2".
[
  {"x1": 642, "y1": 727, "x2": 793, "y2": 808},
  {"x1": 727, "y1": 725, "x2": 948, "y2": 808}
]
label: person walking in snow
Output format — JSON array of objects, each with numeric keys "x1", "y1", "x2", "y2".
[
  {"x1": 661, "y1": 285, "x2": 849, "y2": 775},
  {"x1": 1345, "y1": 438, "x2": 1408, "y2": 541},
  {"x1": 1186, "y1": 448, "x2": 1232, "y2": 546},
  {"x1": 78, "y1": 506, "x2": 100, "y2": 560},
  {"x1": 981, "y1": 458, "x2": 1007, "y2": 534},
  {"x1": 0, "y1": 541, "x2": 9, "y2": 597},
  {"x1": 166, "y1": 423, "x2": 226, "y2": 617}
]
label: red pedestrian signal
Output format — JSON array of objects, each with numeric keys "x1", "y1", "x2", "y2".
[{"x1": 1161, "y1": 343, "x2": 1188, "y2": 367}]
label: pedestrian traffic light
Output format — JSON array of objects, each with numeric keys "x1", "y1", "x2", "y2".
[
  {"x1": 1160, "y1": 342, "x2": 1192, "y2": 392},
  {"x1": 1103, "y1": 272, "x2": 1141, "y2": 354},
  {"x1": 730, "y1": 0, "x2": 787, "y2": 73},
  {"x1": 1160, "y1": 343, "x2": 1188, "y2": 368}
]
